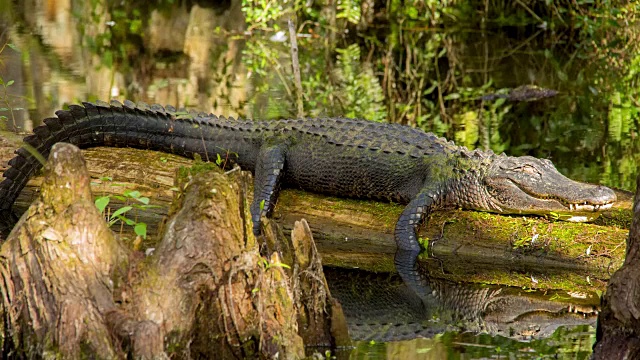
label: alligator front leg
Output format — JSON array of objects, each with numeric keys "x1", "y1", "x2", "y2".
[
  {"x1": 394, "y1": 185, "x2": 442, "y2": 300},
  {"x1": 250, "y1": 144, "x2": 287, "y2": 236}
]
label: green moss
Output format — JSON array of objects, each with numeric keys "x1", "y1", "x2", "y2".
[
  {"x1": 278, "y1": 189, "x2": 402, "y2": 225},
  {"x1": 177, "y1": 160, "x2": 220, "y2": 180},
  {"x1": 594, "y1": 208, "x2": 634, "y2": 230}
]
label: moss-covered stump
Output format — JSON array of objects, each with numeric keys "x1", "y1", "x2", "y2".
[
  {"x1": 0, "y1": 143, "x2": 127, "y2": 358},
  {"x1": 0, "y1": 143, "x2": 350, "y2": 359},
  {"x1": 129, "y1": 164, "x2": 305, "y2": 359},
  {"x1": 593, "y1": 176, "x2": 640, "y2": 359}
]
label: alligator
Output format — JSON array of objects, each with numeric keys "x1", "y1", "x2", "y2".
[{"x1": 0, "y1": 100, "x2": 616, "y2": 290}]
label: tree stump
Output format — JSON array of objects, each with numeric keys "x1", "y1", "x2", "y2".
[
  {"x1": 0, "y1": 143, "x2": 347, "y2": 359},
  {"x1": 0, "y1": 143, "x2": 127, "y2": 358},
  {"x1": 594, "y1": 175, "x2": 640, "y2": 359}
]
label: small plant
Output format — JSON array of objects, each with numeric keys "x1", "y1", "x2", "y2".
[
  {"x1": 258, "y1": 257, "x2": 291, "y2": 270},
  {"x1": 93, "y1": 178, "x2": 157, "y2": 240}
]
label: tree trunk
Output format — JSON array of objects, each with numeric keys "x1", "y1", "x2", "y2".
[{"x1": 593, "y1": 175, "x2": 640, "y2": 359}]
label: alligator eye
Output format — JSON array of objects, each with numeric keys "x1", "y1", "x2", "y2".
[{"x1": 519, "y1": 165, "x2": 540, "y2": 176}]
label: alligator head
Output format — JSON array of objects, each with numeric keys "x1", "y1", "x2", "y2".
[{"x1": 480, "y1": 155, "x2": 616, "y2": 222}]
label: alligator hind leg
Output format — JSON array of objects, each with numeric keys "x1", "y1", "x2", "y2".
[{"x1": 250, "y1": 144, "x2": 287, "y2": 236}]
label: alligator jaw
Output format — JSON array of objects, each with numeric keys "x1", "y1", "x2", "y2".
[
  {"x1": 482, "y1": 155, "x2": 617, "y2": 221},
  {"x1": 560, "y1": 202, "x2": 615, "y2": 222}
]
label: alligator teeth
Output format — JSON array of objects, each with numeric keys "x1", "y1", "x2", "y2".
[{"x1": 567, "y1": 202, "x2": 612, "y2": 212}]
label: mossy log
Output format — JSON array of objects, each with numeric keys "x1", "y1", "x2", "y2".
[
  {"x1": 0, "y1": 142, "x2": 631, "y2": 293},
  {"x1": 0, "y1": 143, "x2": 347, "y2": 359},
  {"x1": 593, "y1": 176, "x2": 640, "y2": 359}
]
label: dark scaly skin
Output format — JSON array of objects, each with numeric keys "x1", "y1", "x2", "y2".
[{"x1": 0, "y1": 100, "x2": 617, "y2": 296}]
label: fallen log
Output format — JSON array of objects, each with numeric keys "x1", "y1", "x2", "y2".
[
  {"x1": 0, "y1": 142, "x2": 347, "y2": 358},
  {"x1": 0, "y1": 139, "x2": 631, "y2": 292}
]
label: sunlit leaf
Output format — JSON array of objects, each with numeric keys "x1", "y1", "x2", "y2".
[
  {"x1": 95, "y1": 196, "x2": 110, "y2": 213},
  {"x1": 125, "y1": 190, "x2": 141, "y2": 199},
  {"x1": 134, "y1": 222, "x2": 147, "y2": 239},
  {"x1": 118, "y1": 216, "x2": 136, "y2": 226},
  {"x1": 111, "y1": 206, "x2": 132, "y2": 219}
]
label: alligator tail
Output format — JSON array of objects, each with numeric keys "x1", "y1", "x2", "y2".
[{"x1": 0, "y1": 100, "x2": 206, "y2": 211}]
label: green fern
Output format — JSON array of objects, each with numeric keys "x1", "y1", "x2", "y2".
[
  {"x1": 334, "y1": 45, "x2": 387, "y2": 122},
  {"x1": 337, "y1": 0, "x2": 361, "y2": 24},
  {"x1": 608, "y1": 91, "x2": 624, "y2": 142}
]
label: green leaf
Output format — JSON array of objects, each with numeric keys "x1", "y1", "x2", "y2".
[
  {"x1": 95, "y1": 196, "x2": 110, "y2": 213},
  {"x1": 118, "y1": 216, "x2": 136, "y2": 226},
  {"x1": 423, "y1": 82, "x2": 438, "y2": 96},
  {"x1": 6, "y1": 80, "x2": 14, "y2": 86},
  {"x1": 136, "y1": 197, "x2": 150, "y2": 205},
  {"x1": 134, "y1": 222, "x2": 147, "y2": 239},
  {"x1": 271, "y1": 262, "x2": 291, "y2": 269},
  {"x1": 111, "y1": 206, "x2": 132, "y2": 218},
  {"x1": 124, "y1": 190, "x2": 141, "y2": 199}
]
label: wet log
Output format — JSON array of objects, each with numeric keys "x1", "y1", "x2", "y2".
[
  {"x1": 593, "y1": 175, "x2": 640, "y2": 359},
  {"x1": 0, "y1": 140, "x2": 631, "y2": 292},
  {"x1": 0, "y1": 143, "x2": 347, "y2": 359}
]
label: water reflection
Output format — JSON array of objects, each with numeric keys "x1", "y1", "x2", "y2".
[{"x1": 326, "y1": 266, "x2": 597, "y2": 357}]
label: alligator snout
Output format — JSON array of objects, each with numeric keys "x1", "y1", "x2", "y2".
[{"x1": 589, "y1": 185, "x2": 617, "y2": 205}]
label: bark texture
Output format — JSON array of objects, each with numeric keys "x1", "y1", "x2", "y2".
[
  {"x1": 0, "y1": 143, "x2": 126, "y2": 358},
  {"x1": 593, "y1": 175, "x2": 640, "y2": 359}
]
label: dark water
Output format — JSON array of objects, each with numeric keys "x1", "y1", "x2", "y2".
[{"x1": 0, "y1": 0, "x2": 634, "y2": 358}]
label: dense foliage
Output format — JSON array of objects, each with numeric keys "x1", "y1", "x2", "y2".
[{"x1": 239, "y1": 0, "x2": 640, "y2": 190}]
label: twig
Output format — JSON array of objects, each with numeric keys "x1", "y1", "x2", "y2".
[
  {"x1": 288, "y1": 19, "x2": 304, "y2": 118},
  {"x1": 513, "y1": 0, "x2": 544, "y2": 24}
]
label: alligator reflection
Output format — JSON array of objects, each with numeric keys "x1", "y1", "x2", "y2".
[{"x1": 324, "y1": 265, "x2": 598, "y2": 342}]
